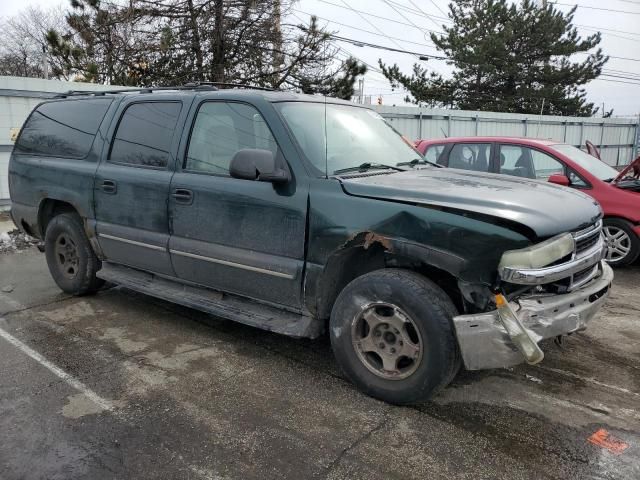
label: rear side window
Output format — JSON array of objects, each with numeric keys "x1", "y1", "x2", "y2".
[
  {"x1": 424, "y1": 144, "x2": 446, "y2": 165},
  {"x1": 109, "y1": 102, "x2": 182, "y2": 168},
  {"x1": 448, "y1": 143, "x2": 491, "y2": 172},
  {"x1": 14, "y1": 98, "x2": 112, "y2": 158}
]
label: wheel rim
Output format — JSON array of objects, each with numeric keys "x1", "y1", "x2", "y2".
[
  {"x1": 351, "y1": 303, "x2": 424, "y2": 381},
  {"x1": 54, "y1": 233, "x2": 79, "y2": 279},
  {"x1": 603, "y1": 226, "x2": 632, "y2": 263}
]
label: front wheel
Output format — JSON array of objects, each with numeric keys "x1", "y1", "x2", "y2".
[
  {"x1": 329, "y1": 269, "x2": 461, "y2": 405},
  {"x1": 603, "y1": 218, "x2": 640, "y2": 267},
  {"x1": 44, "y1": 213, "x2": 105, "y2": 295}
]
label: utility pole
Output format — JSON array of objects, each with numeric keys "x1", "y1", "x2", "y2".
[
  {"x1": 272, "y1": 0, "x2": 283, "y2": 75},
  {"x1": 41, "y1": 45, "x2": 48, "y2": 80},
  {"x1": 357, "y1": 78, "x2": 364, "y2": 104},
  {"x1": 213, "y1": 0, "x2": 224, "y2": 83}
]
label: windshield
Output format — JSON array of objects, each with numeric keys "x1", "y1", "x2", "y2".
[
  {"x1": 275, "y1": 102, "x2": 423, "y2": 175},
  {"x1": 550, "y1": 144, "x2": 620, "y2": 181}
]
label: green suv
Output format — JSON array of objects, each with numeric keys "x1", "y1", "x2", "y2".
[{"x1": 8, "y1": 86, "x2": 613, "y2": 404}]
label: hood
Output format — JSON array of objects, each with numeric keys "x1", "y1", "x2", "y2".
[
  {"x1": 340, "y1": 168, "x2": 602, "y2": 239},
  {"x1": 614, "y1": 155, "x2": 640, "y2": 183}
]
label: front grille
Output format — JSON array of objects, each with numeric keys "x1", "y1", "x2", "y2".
[
  {"x1": 574, "y1": 221, "x2": 602, "y2": 255},
  {"x1": 572, "y1": 264, "x2": 599, "y2": 287}
]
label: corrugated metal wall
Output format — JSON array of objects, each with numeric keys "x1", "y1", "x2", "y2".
[
  {"x1": 374, "y1": 105, "x2": 639, "y2": 167},
  {"x1": 0, "y1": 76, "x2": 120, "y2": 209}
]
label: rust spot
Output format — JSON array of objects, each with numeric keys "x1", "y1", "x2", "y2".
[
  {"x1": 363, "y1": 232, "x2": 392, "y2": 251},
  {"x1": 588, "y1": 428, "x2": 629, "y2": 455}
]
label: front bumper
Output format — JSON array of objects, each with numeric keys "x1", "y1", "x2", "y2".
[{"x1": 453, "y1": 261, "x2": 613, "y2": 370}]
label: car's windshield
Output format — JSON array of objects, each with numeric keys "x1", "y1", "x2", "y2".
[
  {"x1": 550, "y1": 144, "x2": 620, "y2": 181},
  {"x1": 275, "y1": 102, "x2": 423, "y2": 175}
]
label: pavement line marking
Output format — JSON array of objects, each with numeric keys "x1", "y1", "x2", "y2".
[
  {"x1": 0, "y1": 323, "x2": 113, "y2": 412},
  {"x1": 538, "y1": 366, "x2": 640, "y2": 398},
  {"x1": 0, "y1": 292, "x2": 26, "y2": 311}
]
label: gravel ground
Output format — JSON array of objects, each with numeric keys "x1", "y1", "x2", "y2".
[{"x1": 0, "y1": 247, "x2": 638, "y2": 480}]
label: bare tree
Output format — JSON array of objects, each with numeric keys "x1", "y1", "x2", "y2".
[{"x1": 0, "y1": 6, "x2": 66, "y2": 78}]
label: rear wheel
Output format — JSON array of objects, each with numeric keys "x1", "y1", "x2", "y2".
[
  {"x1": 45, "y1": 213, "x2": 104, "y2": 295},
  {"x1": 329, "y1": 269, "x2": 461, "y2": 405},
  {"x1": 603, "y1": 218, "x2": 640, "y2": 267}
]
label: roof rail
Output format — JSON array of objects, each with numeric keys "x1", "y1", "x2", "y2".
[
  {"x1": 53, "y1": 81, "x2": 274, "y2": 98},
  {"x1": 53, "y1": 84, "x2": 219, "y2": 98},
  {"x1": 184, "y1": 82, "x2": 275, "y2": 91}
]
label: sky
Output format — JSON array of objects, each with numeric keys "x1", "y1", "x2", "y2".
[{"x1": 2, "y1": 0, "x2": 639, "y2": 116}]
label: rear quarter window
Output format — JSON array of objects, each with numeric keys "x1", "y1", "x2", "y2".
[
  {"x1": 424, "y1": 144, "x2": 446, "y2": 164},
  {"x1": 14, "y1": 98, "x2": 113, "y2": 159}
]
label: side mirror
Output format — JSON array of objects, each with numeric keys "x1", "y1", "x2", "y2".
[
  {"x1": 548, "y1": 174, "x2": 570, "y2": 187},
  {"x1": 229, "y1": 149, "x2": 290, "y2": 184}
]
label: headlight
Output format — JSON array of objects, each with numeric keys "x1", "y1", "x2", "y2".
[{"x1": 498, "y1": 233, "x2": 575, "y2": 270}]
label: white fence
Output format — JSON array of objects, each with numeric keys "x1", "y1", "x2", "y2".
[{"x1": 374, "y1": 105, "x2": 639, "y2": 168}]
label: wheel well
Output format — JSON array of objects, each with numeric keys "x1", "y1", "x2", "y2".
[
  {"x1": 316, "y1": 245, "x2": 462, "y2": 320},
  {"x1": 38, "y1": 199, "x2": 78, "y2": 237}
]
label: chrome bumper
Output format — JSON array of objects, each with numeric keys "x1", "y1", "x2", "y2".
[{"x1": 453, "y1": 261, "x2": 613, "y2": 370}]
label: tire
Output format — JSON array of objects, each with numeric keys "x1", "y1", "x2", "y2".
[
  {"x1": 603, "y1": 218, "x2": 640, "y2": 267},
  {"x1": 329, "y1": 269, "x2": 461, "y2": 405},
  {"x1": 44, "y1": 213, "x2": 104, "y2": 295}
]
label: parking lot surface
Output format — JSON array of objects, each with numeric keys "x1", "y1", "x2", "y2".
[{"x1": 0, "y1": 246, "x2": 638, "y2": 480}]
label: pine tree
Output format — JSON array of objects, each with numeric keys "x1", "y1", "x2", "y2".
[{"x1": 380, "y1": 0, "x2": 607, "y2": 116}]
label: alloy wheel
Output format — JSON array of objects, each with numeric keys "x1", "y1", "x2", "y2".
[{"x1": 603, "y1": 226, "x2": 632, "y2": 263}]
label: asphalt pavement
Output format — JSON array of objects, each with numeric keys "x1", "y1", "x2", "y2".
[{"x1": 0, "y1": 246, "x2": 638, "y2": 479}]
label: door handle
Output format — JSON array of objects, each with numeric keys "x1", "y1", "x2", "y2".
[
  {"x1": 101, "y1": 180, "x2": 117, "y2": 194},
  {"x1": 172, "y1": 188, "x2": 193, "y2": 205}
]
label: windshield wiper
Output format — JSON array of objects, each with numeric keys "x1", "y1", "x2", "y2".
[
  {"x1": 396, "y1": 158, "x2": 441, "y2": 168},
  {"x1": 333, "y1": 162, "x2": 405, "y2": 175}
]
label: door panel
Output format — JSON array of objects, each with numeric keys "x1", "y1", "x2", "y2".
[
  {"x1": 94, "y1": 164, "x2": 175, "y2": 275},
  {"x1": 169, "y1": 173, "x2": 307, "y2": 308},
  {"x1": 168, "y1": 101, "x2": 307, "y2": 308},
  {"x1": 94, "y1": 100, "x2": 183, "y2": 275}
]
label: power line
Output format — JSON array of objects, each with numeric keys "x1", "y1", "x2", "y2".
[
  {"x1": 405, "y1": 0, "x2": 446, "y2": 30},
  {"x1": 577, "y1": 25, "x2": 640, "y2": 43},
  {"x1": 315, "y1": 0, "x2": 444, "y2": 34},
  {"x1": 420, "y1": 0, "x2": 448, "y2": 18},
  {"x1": 293, "y1": 9, "x2": 439, "y2": 50},
  {"x1": 385, "y1": 0, "x2": 451, "y2": 23},
  {"x1": 329, "y1": 33, "x2": 447, "y2": 59},
  {"x1": 577, "y1": 24, "x2": 640, "y2": 38},
  {"x1": 337, "y1": 0, "x2": 406, "y2": 51},
  {"x1": 379, "y1": 0, "x2": 444, "y2": 72},
  {"x1": 603, "y1": 68, "x2": 640, "y2": 78},
  {"x1": 550, "y1": 2, "x2": 640, "y2": 15}
]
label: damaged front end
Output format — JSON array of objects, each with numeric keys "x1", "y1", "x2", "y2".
[{"x1": 453, "y1": 220, "x2": 614, "y2": 370}]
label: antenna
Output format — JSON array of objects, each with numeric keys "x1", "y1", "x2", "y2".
[
  {"x1": 324, "y1": 95, "x2": 329, "y2": 179},
  {"x1": 535, "y1": 98, "x2": 546, "y2": 138}
]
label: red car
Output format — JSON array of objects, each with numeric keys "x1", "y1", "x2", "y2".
[{"x1": 414, "y1": 136, "x2": 640, "y2": 266}]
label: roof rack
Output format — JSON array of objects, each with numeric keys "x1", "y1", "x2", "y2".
[
  {"x1": 53, "y1": 84, "x2": 217, "y2": 98},
  {"x1": 54, "y1": 81, "x2": 274, "y2": 98},
  {"x1": 184, "y1": 82, "x2": 275, "y2": 91}
]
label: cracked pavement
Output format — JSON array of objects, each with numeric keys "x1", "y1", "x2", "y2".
[{"x1": 0, "y1": 247, "x2": 639, "y2": 479}]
